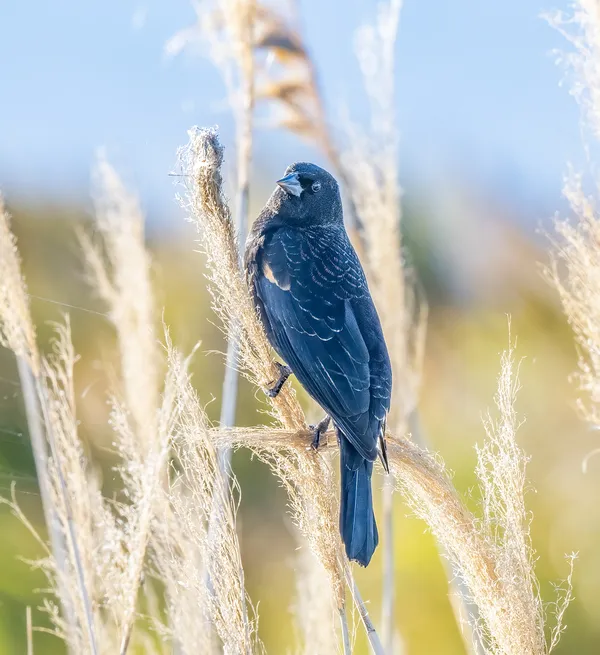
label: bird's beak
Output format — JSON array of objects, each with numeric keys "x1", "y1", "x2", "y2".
[{"x1": 276, "y1": 172, "x2": 302, "y2": 197}]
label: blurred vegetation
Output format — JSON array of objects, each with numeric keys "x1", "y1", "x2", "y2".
[{"x1": 0, "y1": 190, "x2": 599, "y2": 653}]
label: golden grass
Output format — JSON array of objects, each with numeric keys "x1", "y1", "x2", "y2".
[
  {"x1": 0, "y1": 194, "x2": 39, "y2": 373},
  {"x1": 0, "y1": 163, "x2": 257, "y2": 653},
  {"x1": 549, "y1": 3, "x2": 600, "y2": 434},
  {"x1": 152, "y1": 340, "x2": 259, "y2": 655}
]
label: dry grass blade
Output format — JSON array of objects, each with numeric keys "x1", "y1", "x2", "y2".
[
  {"x1": 176, "y1": 126, "x2": 305, "y2": 429},
  {"x1": 0, "y1": 196, "x2": 86, "y2": 647},
  {"x1": 547, "y1": 3, "x2": 600, "y2": 432},
  {"x1": 152, "y1": 341, "x2": 258, "y2": 655},
  {"x1": 0, "y1": 194, "x2": 39, "y2": 372},
  {"x1": 80, "y1": 158, "x2": 165, "y2": 653},
  {"x1": 83, "y1": 156, "x2": 160, "y2": 450},
  {"x1": 37, "y1": 320, "x2": 102, "y2": 655}
]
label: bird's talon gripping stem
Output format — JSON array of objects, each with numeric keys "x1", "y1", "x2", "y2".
[
  {"x1": 266, "y1": 363, "x2": 292, "y2": 398},
  {"x1": 310, "y1": 415, "x2": 331, "y2": 451}
]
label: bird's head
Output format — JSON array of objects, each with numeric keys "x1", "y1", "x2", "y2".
[{"x1": 271, "y1": 162, "x2": 342, "y2": 227}]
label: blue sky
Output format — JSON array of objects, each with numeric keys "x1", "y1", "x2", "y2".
[{"x1": 0, "y1": 0, "x2": 585, "y2": 220}]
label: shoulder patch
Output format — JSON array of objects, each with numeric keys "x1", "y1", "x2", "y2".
[{"x1": 263, "y1": 260, "x2": 291, "y2": 290}]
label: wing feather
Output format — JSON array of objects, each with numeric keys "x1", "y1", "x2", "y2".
[{"x1": 256, "y1": 226, "x2": 389, "y2": 461}]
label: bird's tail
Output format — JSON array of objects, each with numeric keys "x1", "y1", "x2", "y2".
[{"x1": 339, "y1": 436, "x2": 378, "y2": 567}]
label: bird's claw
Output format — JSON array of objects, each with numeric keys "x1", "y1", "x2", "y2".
[
  {"x1": 309, "y1": 415, "x2": 331, "y2": 451},
  {"x1": 266, "y1": 363, "x2": 292, "y2": 398}
]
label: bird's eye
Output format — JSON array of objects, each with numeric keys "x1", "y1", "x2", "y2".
[{"x1": 311, "y1": 181, "x2": 322, "y2": 193}]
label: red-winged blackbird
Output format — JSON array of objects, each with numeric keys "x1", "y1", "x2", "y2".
[{"x1": 245, "y1": 162, "x2": 392, "y2": 566}]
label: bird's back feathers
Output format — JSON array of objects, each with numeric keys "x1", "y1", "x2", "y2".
[
  {"x1": 248, "y1": 225, "x2": 390, "y2": 462},
  {"x1": 245, "y1": 164, "x2": 392, "y2": 566}
]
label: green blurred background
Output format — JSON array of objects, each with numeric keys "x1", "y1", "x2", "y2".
[{"x1": 2, "y1": 0, "x2": 600, "y2": 653}]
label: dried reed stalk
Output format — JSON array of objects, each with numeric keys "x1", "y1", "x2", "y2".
[
  {"x1": 217, "y1": 0, "x2": 256, "y2": 439},
  {"x1": 0, "y1": 196, "x2": 98, "y2": 653},
  {"x1": 211, "y1": 341, "x2": 574, "y2": 655},
  {"x1": 547, "y1": 3, "x2": 600, "y2": 436},
  {"x1": 1, "y1": 319, "x2": 110, "y2": 653},
  {"x1": 81, "y1": 156, "x2": 257, "y2": 652},
  {"x1": 169, "y1": 0, "x2": 258, "y2": 434},
  {"x1": 38, "y1": 321, "x2": 102, "y2": 654},
  {"x1": 152, "y1": 341, "x2": 258, "y2": 655},
  {"x1": 172, "y1": 1, "x2": 260, "y2": 581},
  {"x1": 176, "y1": 126, "x2": 379, "y2": 651},
  {"x1": 26, "y1": 606, "x2": 33, "y2": 655},
  {"x1": 79, "y1": 157, "x2": 165, "y2": 654}
]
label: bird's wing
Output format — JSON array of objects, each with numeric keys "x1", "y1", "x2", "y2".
[{"x1": 255, "y1": 226, "x2": 380, "y2": 461}]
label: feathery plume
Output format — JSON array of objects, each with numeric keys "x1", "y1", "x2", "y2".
[
  {"x1": 167, "y1": 0, "x2": 258, "y2": 434},
  {"x1": 37, "y1": 320, "x2": 103, "y2": 654},
  {"x1": 212, "y1": 341, "x2": 574, "y2": 654},
  {"x1": 0, "y1": 195, "x2": 39, "y2": 372},
  {"x1": 82, "y1": 156, "x2": 160, "y2": 451},
  {"x1": 176, "y1": 126, "x2": 305, "y2": 428},
  {"x1": 550, "y1": 175, "x2": 600, "y2": 423},
  {"x1": 547, "y1": 4, "x2": 600, "y2": 431},
  {"x1": 0, "y1": 197, "x2": 87, "y2": 648},
  {"x1": 547, "y1": 1, "x2": 600, "y2": 143},
  {"x1": 152, "y1": 341, "x2": 258, "y2": 655},
  {"x1": 79, "y1": 158, "x2": 170, "y2": 654}
]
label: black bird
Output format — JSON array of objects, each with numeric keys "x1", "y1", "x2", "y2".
[{"x1": 245, "y1": 162, "x2": 392, "y2": 567}]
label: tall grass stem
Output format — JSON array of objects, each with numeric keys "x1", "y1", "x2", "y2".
[
  {"x1": 16, "y1": 357, "x2": 75, "y2": 632},
  {"x1": 26, "y1": 606, "x2": 33, "y2": 655},
  {"x1": 346, "y1": 566, "x2": 384, "y2": 655},
  {"x1": 34, "y1": 375, "x2": 99, "y2": 655}
]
